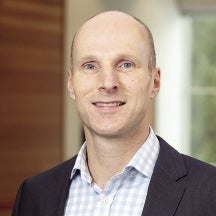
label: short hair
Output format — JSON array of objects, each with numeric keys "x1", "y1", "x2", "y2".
[{"x1": 70, "y1": 12, "x2": 156, "y2": 71}]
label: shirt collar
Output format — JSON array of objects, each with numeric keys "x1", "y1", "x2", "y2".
[
  {"x1": 71, "y1": 143, "x2": 93, "y2": 183},
  {"x1": 126, "y1": 127, "x2": 160, "y2": 178},
  {"x1": 71, "y1": 128, "x2": 159, "y2": 180}
]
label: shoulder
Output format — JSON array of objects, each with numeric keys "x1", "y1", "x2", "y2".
[
  {"x1": 181, "y1": 153, "x2": 216, "y2": 213},
  {"x1": 12, "y1": 156, "x2": 78, "y2": 215},
  {"x1": 181, "y1": 153, "x2": 216, "y2": 194},
  {"x1": 182, "y1": 153, "x2": 216, "y2": 175},
  {"x1": 24, "y1": 155, "x2": 77, "y2": 186},
  {"x1": 156, "y1": 136, "x2": 216, "y2": 212},
  {"x1": 156, "y1": 135, "x2": 216, "y2": 180},
  {"x1": 157, "y1": 136, "x2": 216, "y2": 190}
]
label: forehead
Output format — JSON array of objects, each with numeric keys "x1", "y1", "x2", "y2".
[{"x1": 72, "y1": 12, "x2": 150, "y2": 59}]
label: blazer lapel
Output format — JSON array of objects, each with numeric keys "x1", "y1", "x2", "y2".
[
  {"x1": 56, "y1": 176, "x2": 72, "y2": 216},
  {"x1": 42, "y1": 156, "x2": 77, "y2": 216},
  {"x1": 142, "y1": 136, "x2": 188, "y2": 216}
]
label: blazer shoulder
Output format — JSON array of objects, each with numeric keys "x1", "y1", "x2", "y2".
[
  {"x1": 25, "y1": 155, "x2": 77, "y2": 185},
  {"x1": 182, "y1": 154, "x2": 216, "y2": 214},
  {"x1": 12, "y1": 155, "x2": 78, "y2": 216},
  {"x1": 155, "y1": 136, "x2": 216, "y2": 214},
  {"x1": 182, "y1": 153, "x2": 216, "y2": 177},
  {"x1": 156, "y1": 135, "x2": 216, "y2": 180}
]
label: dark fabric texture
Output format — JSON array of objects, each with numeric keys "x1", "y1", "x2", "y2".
[{"x1": 12, "y1": 136, "x2": 216, "y2": 216}]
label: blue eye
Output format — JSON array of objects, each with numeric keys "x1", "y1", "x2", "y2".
[
  {"x1": 84, "y1": 63, "x2": 95, "y2": 70},
  {"x1": 122, "y1": 62, "x2": 132, "y2": 68}
]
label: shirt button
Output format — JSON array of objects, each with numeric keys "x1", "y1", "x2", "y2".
[{"x1": 101, "y1": 198, "x2": 109, "y2": 205}]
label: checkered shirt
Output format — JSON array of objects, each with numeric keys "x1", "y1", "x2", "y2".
[{"x1": 64, "y1": 128, "x2": 159, "y2": 216}]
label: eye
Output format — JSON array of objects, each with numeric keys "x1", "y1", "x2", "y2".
[
  {"x1": 118, "y1": 61, "x2": 135, "y2": 71},
  {"x1": 122, "y1": 62, "x2": 132, "y2": 68},
  {"x1": 84, "y1": 63, "x2": 95, "y2": 70}
]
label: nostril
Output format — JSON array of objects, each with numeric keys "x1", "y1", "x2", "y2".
[
  {"x1": 98, "y1": 84, "x2": 119, "y2": 94},
  {"x1": 112, "y1": 85, "x2": 118, "y2": 90}
]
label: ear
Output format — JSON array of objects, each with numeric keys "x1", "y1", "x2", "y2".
[
  {"x1": 67, "y1": 70, "x2": 75, "y2": 100},
  {"x1": 150, "y1": 67, "x2": 160, "y2": 99}
]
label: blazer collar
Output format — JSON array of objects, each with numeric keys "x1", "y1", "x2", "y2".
[{"x1": 142, "y1": 136, "x2": 188, "y2": 216}]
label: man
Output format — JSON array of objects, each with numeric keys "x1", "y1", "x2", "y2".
[{"x1": 12, "y1": 11, "x2": 216, "y2": 216}]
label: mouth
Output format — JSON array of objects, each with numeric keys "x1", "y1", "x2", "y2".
[{"x1": 92, "y1": 102, "x2": 125, "y2": 107}]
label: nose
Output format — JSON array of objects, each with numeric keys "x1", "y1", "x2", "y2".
[{"x1": 98, "y1": 68, "x2": 119, "y2": 94}]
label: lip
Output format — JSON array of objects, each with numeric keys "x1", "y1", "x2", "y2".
[
  {"x1": 92, "y1": 101, "x2": 126, "y2": 112},
  {"x1": 92, "y1": 101, "x2": 125, "y2": 107}
]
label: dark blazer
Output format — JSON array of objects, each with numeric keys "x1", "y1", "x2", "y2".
[{"x1": 12, "y1": 136, "x2": 216, "y2": 216}]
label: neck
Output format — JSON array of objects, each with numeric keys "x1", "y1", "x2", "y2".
[{"x1": 84, "y1": 126, "x2": 150, "y2": 189}]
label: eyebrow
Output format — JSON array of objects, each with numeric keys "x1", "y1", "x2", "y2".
[
  {"x1": 75, "y1": 55, "x2": 100, "y2": 65},
  {"x1": 77, "y1": 53, "x2": 141, "y2": 63}
]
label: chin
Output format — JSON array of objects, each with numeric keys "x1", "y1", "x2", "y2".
[
  {"x1": 93, "y1": 126, "x2": 127, "y2": 138},
  {"x1": 84, "y1": 118, "x2": 129, "y2": 137}
]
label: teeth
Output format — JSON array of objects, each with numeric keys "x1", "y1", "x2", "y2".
[{"x1": 94, "y1": 102, "x2": 124, "y2": 107}]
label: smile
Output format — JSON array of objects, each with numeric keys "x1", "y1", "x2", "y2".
[{"x1": 93, "y1": 102, "x2": 125, "y2": 107}]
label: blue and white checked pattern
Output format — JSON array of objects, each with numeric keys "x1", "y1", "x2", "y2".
[{"x1": 64, "y1": 128, "x2": 159, "y2": 216}]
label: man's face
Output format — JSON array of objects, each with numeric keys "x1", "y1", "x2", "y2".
[{"x1": 68, "y1": 13, "x2": 160, "y2": 139}]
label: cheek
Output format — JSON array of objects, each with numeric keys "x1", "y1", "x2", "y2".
[
  {"x1": 126, "y1": 75, "x2": 151, "y2": 95},
  {"x1": 73, "y1": 75, "x2": 91, "y2": 94},
  {"x1": 72, "y1": 77, "x2": 96, "y2": 106}
]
